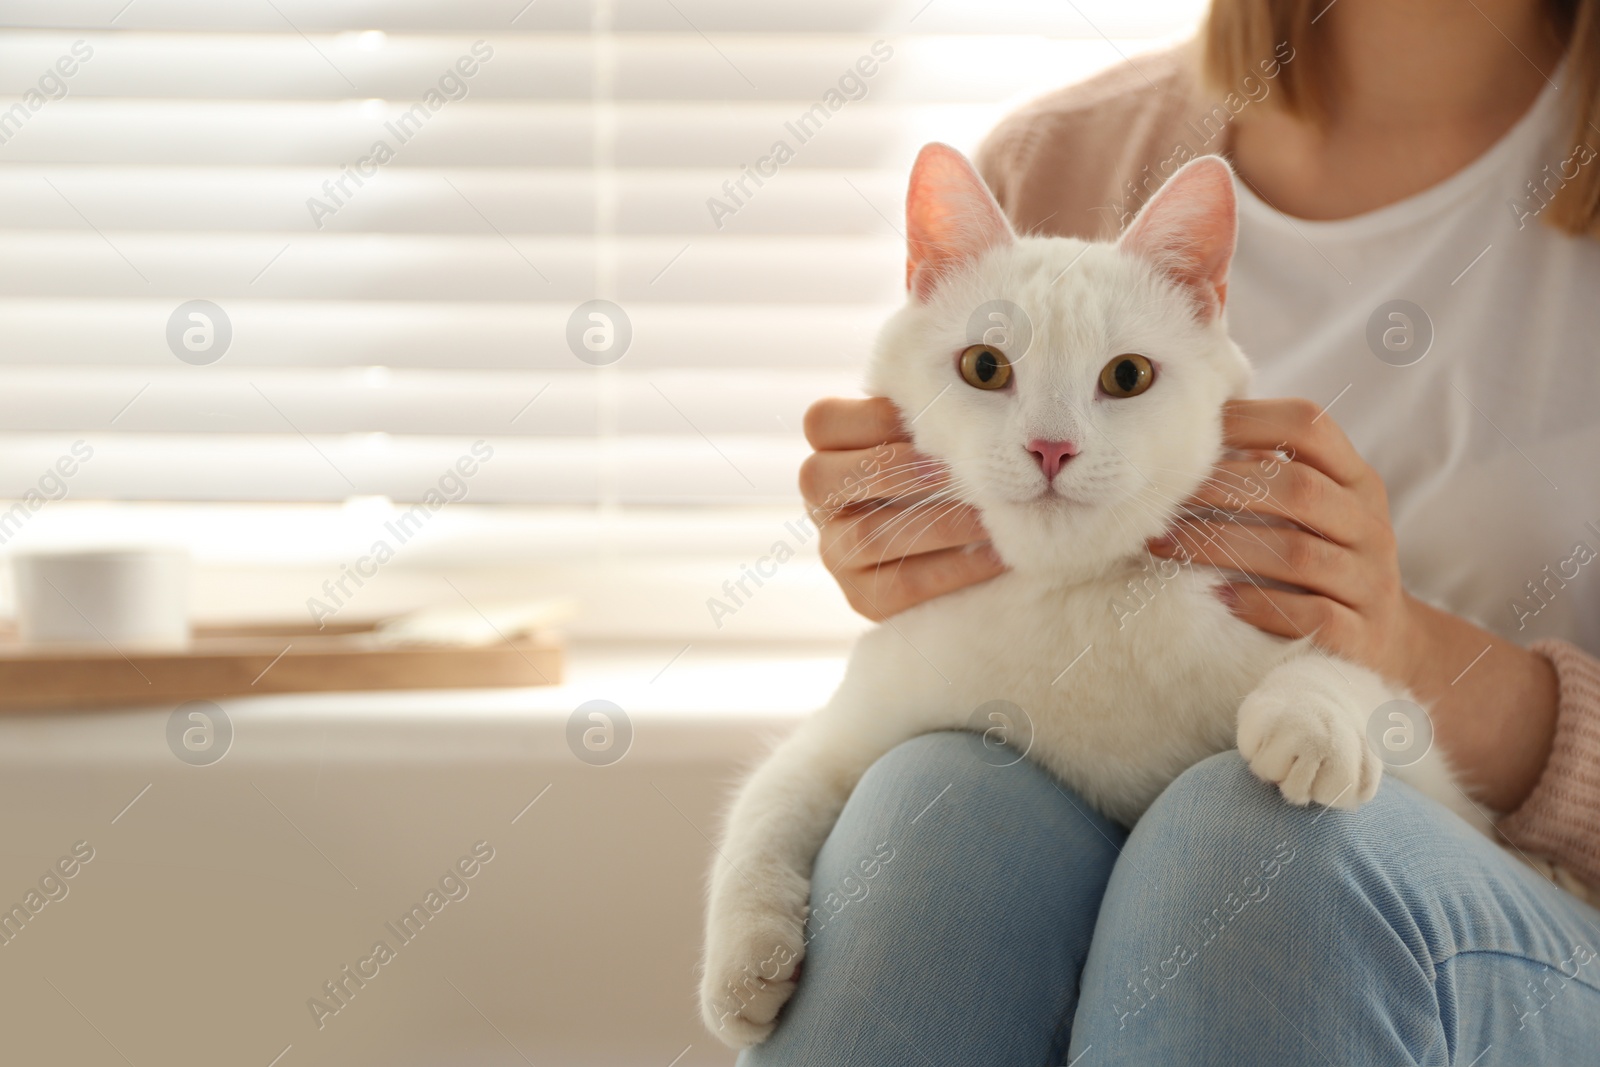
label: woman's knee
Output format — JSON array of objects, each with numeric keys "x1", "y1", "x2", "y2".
[
  {"x1": 834, "y1": 731, "x2": 1125, "y2": 869},
  {"x1": 846, "y1": 731, "x2": 997, "y2": 819},
  {"x1": 1146, "y1": 748, "x2": 1298, "y2": 835},
  {"x1": 1132, "y1": 749, "x2": 1456, "y2": 900},
  {"x1": 1072, "y1": 755, "x2": 1496, "y2": 1061},
  {"x1": 1102, "y1": 750, "x2": 1402, "y2": 947},
  {"x1": 1083, "y1": 752, "x2": 1451, "y2": 1013},
  {"x1": 847, "y1": 743, "x2": 1425, "y2": 909},
  {"x1": 809, "y1": 731, "x2": 1126, "y2": 947},
  {"x1": 764, "y1": 732, "x2": 1128, "y2": 1064}
]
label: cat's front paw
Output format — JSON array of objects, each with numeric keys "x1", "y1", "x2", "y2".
[
  {"x1": 1238, "y1": 687, "x2": 1380, "y2": 810},
  {"x1": 699, "y1": 892, "x2": 808, "y2": 1048}
]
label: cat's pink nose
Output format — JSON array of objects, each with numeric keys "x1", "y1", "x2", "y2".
[{"x1": 1027, "y1": 438, "x2": 1079, "y2": 480}]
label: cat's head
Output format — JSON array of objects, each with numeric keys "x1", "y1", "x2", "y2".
[{"x1": 869, "y1": 143, "x2": 1250, "y2": 577}]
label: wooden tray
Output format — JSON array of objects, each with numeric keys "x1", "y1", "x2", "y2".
[{"x1": 0, "y1": 621, "x2": 563, "y2": 711}]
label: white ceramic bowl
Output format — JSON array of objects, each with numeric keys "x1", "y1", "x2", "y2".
[{"x1": 12, "y1": 547, "x2": 191, "y2": 650}]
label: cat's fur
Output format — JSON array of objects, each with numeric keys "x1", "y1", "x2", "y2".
[{"x1": 699, "y1": 145, "x2": 1489, "y2": 1048}]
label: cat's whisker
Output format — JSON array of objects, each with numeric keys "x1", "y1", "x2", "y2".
[
  {"x1": 1117, "y1": 496, "x2": 1280, "y2": 603},
  {"x1": 1136, "y1": 519, "x2": 1308, "y2": 630},
  {"x1": 881, "y1": 511, "x2": 970, "y2": 587},
  {"x1": 814, "y1": 460, "x2": 955, "y2": 512},
  {"x1": 1137, "y1": 463, "x2": 1336, "y2": 544},
  {"x1": 838, "y1": 497, "x2": 964, "y2": 561},
  {"x1": 822, "y1": 475, "x2": 960, "y2": 536},
  {"x1": 1128, "y1": 491, "x2": 1354, "y2": 670},
  {"x1": 833, "y1": 496, "x2": 969, "y2": 571},
  {"x1": 1133, "y1": 489, "x2": 1295, "y2": 587},
  {"x1": 864, "y1": 510, "x2": 974, "y2": 579},
  {"x1": 1138, "y1": 485, "x2": 1303, "y2": 578}
]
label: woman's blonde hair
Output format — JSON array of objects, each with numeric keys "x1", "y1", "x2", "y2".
[{"x1": 1203, "y1": 0, "x2": 1600, "y2": 237}]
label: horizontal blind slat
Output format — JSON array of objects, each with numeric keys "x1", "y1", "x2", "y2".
[
  {"x1": 0, "y1": 101, "x2": 1000, "y2": 167},
  {"x1": 0, "y1": 368, "x2": 862, "y2": 435},
  {"x1": 0, "y1": 300, "x2": 887, "y2": 369},
  {"x1": 0, "y1": 233, "x2": 904, "y2": 302},
  {"x1": 0, "y1": 34, "x2": 1124, "y2": 103},
  {"x1": 1, "y1": 1, "x2": 1198, "y2": 36},
  {"x1": 0, "y1": 433, "x2": 807, "y2": 502},
  {"x1": 0, "y1": 167, "x2": 910, "y2": 235}
]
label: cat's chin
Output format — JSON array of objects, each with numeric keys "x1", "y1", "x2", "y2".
[
  {"x1": 980, "y1": 494, "x2": 1170, "y2": 582},
  {"x1": 1002, "y1": 483, "x2": 1131, "y2": 516},
  {"x1": 1026, "y1": 486, "x2": 1098, "y2": 508}
]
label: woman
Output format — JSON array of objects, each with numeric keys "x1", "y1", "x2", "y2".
[{"x1": 751, "y1": 0, "x2": 1600, "y2": 1063}]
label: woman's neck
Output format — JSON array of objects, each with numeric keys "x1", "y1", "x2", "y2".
[
  {"x1": 1229, "y1": 0, "x2": 1566, "y2": 220},
  {"x1": 1323, "y1": 0, "x2": 1562, "y2": 122}
]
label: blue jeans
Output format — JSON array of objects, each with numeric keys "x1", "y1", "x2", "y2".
[{"x1": 739, "y1": 733, "x2": 1600, "y2": 1066}]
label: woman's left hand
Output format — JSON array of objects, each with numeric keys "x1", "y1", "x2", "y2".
[
  {"x1": 1149, "y1": 399, "x2": 1562, "y2": 815},
  {"x1": 1147, "y1": 397, "x2": 1422, "y2": 685}
]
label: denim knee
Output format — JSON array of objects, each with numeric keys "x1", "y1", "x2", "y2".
[
  {"x1": 749, "y1": 731, "x2": 1128, "y2": 1067},
  {"x1": 1114, "y1": 750, "x2": 1403, "y2": 940},
  {"x1": 821, "y1": 730, "x2": 1122, "y2": 890},
  {"x1": 1071, "y1": 751, "x2": 1460, "y2": 1061},
  {"x1": 1132, "y1": 748, "x2": 1479, "y2": 932},
  {"x1": 849, "y1": 731, "x2": 1000, "y2": 820}
]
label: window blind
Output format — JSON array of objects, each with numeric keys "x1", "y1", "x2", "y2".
[{"x1": 0, "y1": 0, "x2": 1204, "y2": 506}]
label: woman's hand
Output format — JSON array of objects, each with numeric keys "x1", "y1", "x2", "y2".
[
  {"x1": 1150, "y1": 397, "x2": 1558, "y2": 812},
  {"x1": 1146, "y1": 397, "x2": 1417, "y2": 682},
  {"x1": 801, "y1": 397, "x2": 1004, "y2": 621}
]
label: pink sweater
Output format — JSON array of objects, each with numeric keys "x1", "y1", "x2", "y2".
[{"x1": 974, "y1": 43, "x2": 1600, "y2": 889}]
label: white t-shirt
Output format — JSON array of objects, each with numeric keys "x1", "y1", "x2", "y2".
[{"x1": 1228, "y1": 74, "x2": 1600, "y2": 656}]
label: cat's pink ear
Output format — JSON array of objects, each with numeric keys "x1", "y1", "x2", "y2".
[
  {"x1": 1117, "y1": 156, "x2": 1237, "y2": 322},
  {"x1": 905, "y1": 143, "x2": 1014, "y2": 302}
]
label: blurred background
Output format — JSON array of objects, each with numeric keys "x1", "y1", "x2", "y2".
[{"x1": 0, "y1": 1, "x2": 1204, "y2": 1063}]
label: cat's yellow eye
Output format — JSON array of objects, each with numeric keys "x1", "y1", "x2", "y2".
[
  {"x1": 959, "y1": 344, "x2": 1012, "y2": 390},
  {"x1": 1099, "y1": 354, "x2": 1154, "y2": 398}
]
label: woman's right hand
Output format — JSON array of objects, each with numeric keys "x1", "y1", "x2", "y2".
[{"x1": 800, "y1": 396, "x2": 1005, "y2": 621}]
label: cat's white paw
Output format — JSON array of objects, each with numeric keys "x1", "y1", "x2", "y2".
[
  {"x1": 1237, "y1": 687, "x2": 1380, "y2": 810},
  {"x1": 699, "y1": 889, "x2": 808, "y2": 1048}
]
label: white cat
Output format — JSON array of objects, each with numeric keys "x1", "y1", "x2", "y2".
[{"x1": 700, "y1": 144, "x2": 1488, "y2": 1048}]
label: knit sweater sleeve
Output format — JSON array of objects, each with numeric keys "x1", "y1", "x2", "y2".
[{"x1": 1497, "y1": 639, "x2": 1600, "y2": 889}]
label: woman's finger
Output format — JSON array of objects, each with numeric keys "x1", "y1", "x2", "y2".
[
  {"x1": 803, "y1": 396, "x2": 908, "y2": 450},
  {"x1": 837, "y1": 543, "x2": 1005, "y2": 621},
  {"x1": 1190, "y1": 459, "x2": 1371, "y2": 547},
  {"x1": 798, "y1": 441, "x2": 947, "y2": 511},
  {"x1": 1154, "y1": 519, "x2": 1364, "y2": 608},
  {"x1": 820, "y1": 501, "x2": 988, "y2": 571},
  {"x1": 1219, "y1": 581, "x2": 1363, "y2": 654},
  {"x1": 800, "y1": 394, "x2": 1004, "y2": 619},
  {"x1": 1221, "y1": 398, "x2": 1371, "y2": 488}
]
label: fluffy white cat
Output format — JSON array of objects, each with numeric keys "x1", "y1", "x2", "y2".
[{"x1": 700, "y1": 144, "x2": 1487, "y2": 1048}]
